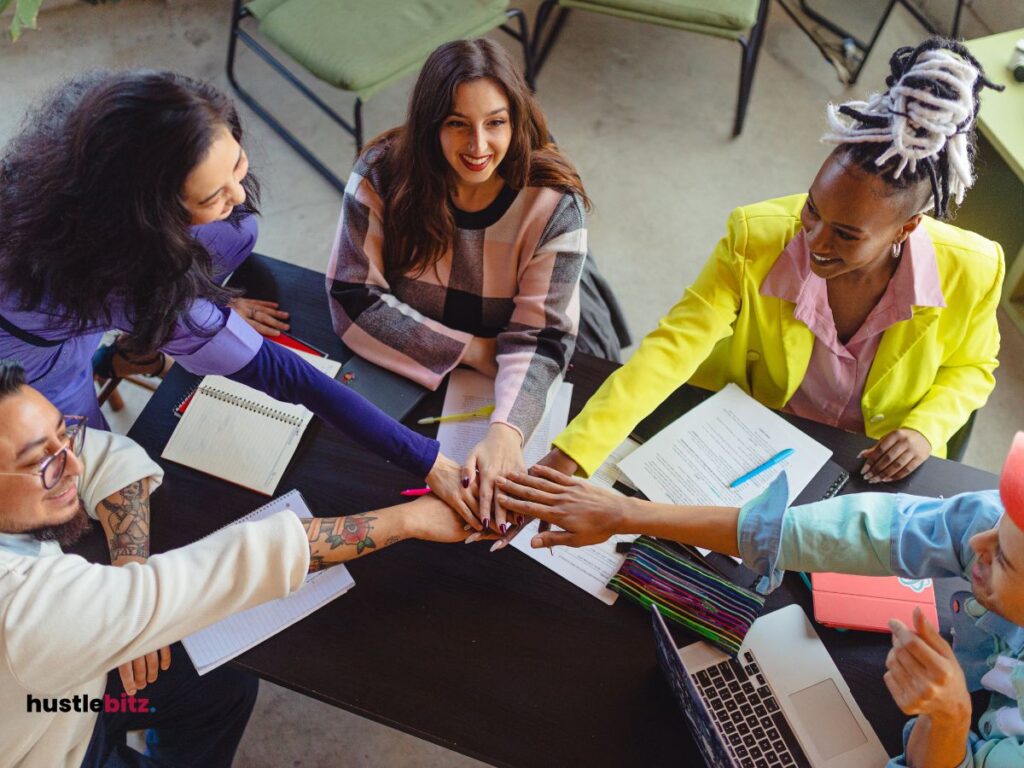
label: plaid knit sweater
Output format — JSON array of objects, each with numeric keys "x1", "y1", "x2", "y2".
[{"x1": 326, "y1": 153, "x2": 586, "y2": 442}]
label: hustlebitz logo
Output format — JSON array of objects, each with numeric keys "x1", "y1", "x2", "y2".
[{"x1": 27, "y1": 693, "x2": 155, "y2": 714}]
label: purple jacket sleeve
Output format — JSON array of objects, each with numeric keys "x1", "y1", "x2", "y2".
[{"x1": 228, "y1": 340, "x2": 439, "y2": 478}]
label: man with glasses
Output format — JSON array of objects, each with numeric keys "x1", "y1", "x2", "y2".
[{"x1": 0, "y1": 360, "x2": 481, "y2": 767}]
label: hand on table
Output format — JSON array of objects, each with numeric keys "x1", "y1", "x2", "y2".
[
  {"x1": 884, "y1": 608, "x2": 970, "y2": 722},
  {"x1": 119, "y1": 646, "x2": 171, "y2": 696},
  {"x1": 426, "y1": 452, "x2": 481, "y2": 531},
  {"x1": 859, "y1": 428, "x2": 931, "y2": 483},
  {"x1": 229, "y1": 297, "x2": 290, "y2": 337},
  {"x1": 463, "y1": 423, "x2": 524, "y2": 535}
]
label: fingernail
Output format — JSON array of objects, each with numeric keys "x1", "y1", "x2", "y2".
[
  {"x1": 861, "y1": 465, "x2": 872, "y2": 476},
  {"x1": 531, "y1": 536, "x2": 544, "y2": 548},
  {"x1": 490, "y1": 540, "x2": 506, "y2": 553},
  {"x1": 517, "y1": 514, "x2": 525, "y2": 526},
  {"x1": 482, "y1": 518, "x2": 490, "y2": 530},
  {"x1": 465, "y1": 533, "x2": 481, "y2": 544},
  {"x1": 461, "y1": 477, "x2": 470, "y2": 488},
  {"x1": 888, "y1": 619, "x2": 899, "y2": 632},
  {"x1": 500, "y1": 523, "x2": 508, "y2": 534}
]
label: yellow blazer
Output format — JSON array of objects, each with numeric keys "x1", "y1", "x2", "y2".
[{"x1": 555, "y1": 194, "x2": 1003, "y2": 476}]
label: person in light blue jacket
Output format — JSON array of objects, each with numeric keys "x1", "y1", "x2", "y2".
[{"x1": 493, "y1": 433, "x2": 1024, "y2": 768}]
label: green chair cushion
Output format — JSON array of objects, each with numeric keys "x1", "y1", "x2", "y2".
[
  {"x1": 562, "y1": 0, "x2": 760, "y2": 34},
  {"x1": 244, "y1": 0, "x2": 511, "y2": 101}
]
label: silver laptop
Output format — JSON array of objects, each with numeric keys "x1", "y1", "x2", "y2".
[{"x1": 652, "y1": 604, "x2": 888, "y2": 767}]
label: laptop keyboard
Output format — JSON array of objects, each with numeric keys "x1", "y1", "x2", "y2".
[{"x1": 693, "y1": 650, "x2": 811, "y2": 768}]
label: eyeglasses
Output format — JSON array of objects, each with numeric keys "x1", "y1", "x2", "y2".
[{"x1": 0, "y1": 415, "x2": 87, "y2": 490}]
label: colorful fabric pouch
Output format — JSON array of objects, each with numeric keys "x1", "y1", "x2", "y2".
[{"x1": 608, "y1": 536, "x2": 765, "y2": 655}]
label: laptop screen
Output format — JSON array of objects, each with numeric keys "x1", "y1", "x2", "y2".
[{"x1": 651, "y1": 608, "x2": 734, "y2": 767}]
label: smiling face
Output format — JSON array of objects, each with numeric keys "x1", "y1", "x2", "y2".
[
  {"x1": 800, "y1": 151, "x2": 925, "y2": 280},
  {"x1": 0, "y1": 386, "x2": 85, "y2": 538},
  {"x1": 968, "y1": 516, "x2": 1024, "y2": 624},
  {"x1": 438, "y1": 78, "x2": 512, "y2": 196},
  {"x1": 182, "y1": 124, "x2": 250, "y2": 225}
]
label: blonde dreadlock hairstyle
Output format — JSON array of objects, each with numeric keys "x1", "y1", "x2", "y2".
[{"x1": 821, "y1": 38, "x2": 1003, "y2": 219}]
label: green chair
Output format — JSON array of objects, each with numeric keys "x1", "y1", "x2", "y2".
[
  {"x1": 227, "y1": 0, "x2": 532, "y2": 192},
  {"x1": 532, "y1": 0, "x2": 770, "y2": 136}
]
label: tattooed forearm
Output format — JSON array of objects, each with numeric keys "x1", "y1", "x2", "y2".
[
  {"x1": 97, "y1": 479, "x2": 151, "y2": 564},
  {"x1": 302, "y1": 512, "x2": 407, "y2": 572}
]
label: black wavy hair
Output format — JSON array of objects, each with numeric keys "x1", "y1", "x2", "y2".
[
  {"x1": 0, "y1": 70, "x2": 260, "y2": 355},
  {"x1": 0, "y1": 360, "x2": 26, "y2": 402}
]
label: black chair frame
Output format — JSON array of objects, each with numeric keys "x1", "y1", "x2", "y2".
[
  {"x1": 226, "y1": 0, "x2": 534, "y2": 193},
  {"x1": 776, "y1": 0, "x2": 967, "y2": 85},
  {"x1": 531, "y1": 0, "x2": 770, "y2": 136}
]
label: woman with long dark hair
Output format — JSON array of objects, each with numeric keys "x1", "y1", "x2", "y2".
[
  {"x1": 0, "y1": 70, "x2": 473, "y2": 522},
  {"x1": 327, "y1": 38, "x2": 617, "y2": 534}
]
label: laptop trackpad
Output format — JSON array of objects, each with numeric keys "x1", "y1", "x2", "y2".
[{"x1": 788, "y1": 679, "x2": 867, "y2": 760}]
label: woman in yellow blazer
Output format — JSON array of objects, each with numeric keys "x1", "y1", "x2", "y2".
[{"x1": 541, "y1": 39, "x2": 1004, "y2": 486}]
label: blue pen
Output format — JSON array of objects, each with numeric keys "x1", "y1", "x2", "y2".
[{"x1": 729, "y1": 448, "x2": 794, "y2": 488}]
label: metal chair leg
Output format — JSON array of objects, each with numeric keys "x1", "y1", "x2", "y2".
[
  {"x1": 733, "y1": 0, "x2": 770, "y2": 136},
  {"x1": 532, "y1": 0, "x2": 570, "y2": 78},
  {"x1": 226, "y1": 0, "x2": 356, "y2": 192},
  {"x1": 500, "y1": 8, "x2": 535, "y2": 91}
]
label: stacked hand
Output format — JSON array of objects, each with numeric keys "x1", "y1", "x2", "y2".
[{"x1": 463, "y1": 423, "x2": 524, "y2": 535}]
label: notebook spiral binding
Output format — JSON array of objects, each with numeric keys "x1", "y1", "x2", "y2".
[{"x1": 198, "y1": 385, "x2": 304, "y2": 427}]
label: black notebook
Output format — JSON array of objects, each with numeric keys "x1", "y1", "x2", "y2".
[{"x1": 338, "y1": 355, "x2": 429, "y2": 422}]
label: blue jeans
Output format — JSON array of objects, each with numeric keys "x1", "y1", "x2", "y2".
[{"x1": 80, "y1": 643, "x2": 258, "y2": 768}]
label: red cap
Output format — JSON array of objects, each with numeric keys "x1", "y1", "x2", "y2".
[{"x1": 1002, "y1": 432, "x2": 1024, "y2": 530}]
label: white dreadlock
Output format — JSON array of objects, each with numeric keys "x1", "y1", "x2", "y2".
[{"x1": 821, "y1": 42, "x2": 992, "y2": 212}]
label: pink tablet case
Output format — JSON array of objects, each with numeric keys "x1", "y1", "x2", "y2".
[{"x1": 810, "y1": 573, "x2": 938, "y2": 633}]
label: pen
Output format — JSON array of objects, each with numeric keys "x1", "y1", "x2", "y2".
[
  {"x1": 728, "y1": 448, "x2": 794, "y2": 489},
  {"x1": 417, "y1": 403, "x2": 495, "y2": 425},
  {"x1": 400, "y1": 487, "x2": 431, "y2": 497}
]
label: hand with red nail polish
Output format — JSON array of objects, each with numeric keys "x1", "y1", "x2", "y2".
[
  {"x1": 426, "y1": 452, "x2": 482, "y2": 530},
  {"x1": 461, "y1": 423, "x2": 525, "y2": 538}
]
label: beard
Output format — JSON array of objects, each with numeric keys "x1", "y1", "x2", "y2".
[{"x1": 30, "y1": 497, "x2": 92, "y2": 548}]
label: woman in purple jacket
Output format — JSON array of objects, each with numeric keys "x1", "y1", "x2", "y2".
[{"x1": 0, "y1": 70, "x2": 474, "y2": 524}]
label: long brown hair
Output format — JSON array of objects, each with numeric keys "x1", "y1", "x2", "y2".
[{"x1": 364, "y1": 38, "x2": 589, "y2": 276}]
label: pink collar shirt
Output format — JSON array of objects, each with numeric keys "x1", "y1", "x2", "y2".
[{"x1": 760, "y1": 226, "x2": 946, "y2": 433}]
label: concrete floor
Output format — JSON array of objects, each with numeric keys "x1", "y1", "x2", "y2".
[{"x1": 3, "y1": 1, "x2": 1023, "y2": 765}]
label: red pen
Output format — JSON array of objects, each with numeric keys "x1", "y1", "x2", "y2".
[{"x1": 400, "y1": 487, "x2": 431, "y2": 497}]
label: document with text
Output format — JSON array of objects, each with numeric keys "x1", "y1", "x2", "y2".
[
  {"x1": 510, "y1": 438, "x2": 642, "y2": 605},
  {"x1": 436, "y1": 369, "x2": 572, "y2": 466},
  {"x1": 618, "y1": 383, "x2": 832, "y2": 509}
]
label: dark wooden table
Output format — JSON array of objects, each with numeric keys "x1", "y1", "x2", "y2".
[{"x1": 89, "y1": 255, "x2": 999, "y2": 767}]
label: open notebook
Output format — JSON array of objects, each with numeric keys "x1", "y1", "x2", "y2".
[
  {"x1": 162, "y1": 348, "x2": 341, "y2": 495},
  {"x1": 182, "y1": 490, "x2": 355, "y2": 675}
]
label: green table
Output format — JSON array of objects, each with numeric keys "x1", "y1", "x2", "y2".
[{"x1": 963, "y1": 30, "x2": 1024, "y2": 336}]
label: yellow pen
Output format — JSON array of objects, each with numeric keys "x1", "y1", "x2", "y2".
[{"x1": 417, "y1": 403, "x2": 495, "y2": 425}]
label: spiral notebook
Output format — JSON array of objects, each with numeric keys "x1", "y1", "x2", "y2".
[
  {"x1": 181, "y1": 490, "x2": 356, "y2": 674},
  {"x1": 161, "y1": 349, "x2": 341, "y2": 495}
]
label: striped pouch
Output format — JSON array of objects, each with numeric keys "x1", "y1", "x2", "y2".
[{"x1": 608, "y1": 536, "x2": 765, "y2": 655}]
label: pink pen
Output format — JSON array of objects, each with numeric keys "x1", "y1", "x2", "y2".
[{"x1": 400, "y1": 487, "x2": 431, "y2": 497}]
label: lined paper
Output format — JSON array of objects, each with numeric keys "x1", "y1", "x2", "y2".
[{"x1": 182, "y1": 490, "x2": 355, "y2": 675}]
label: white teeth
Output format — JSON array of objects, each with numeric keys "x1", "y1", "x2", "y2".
[
  {"x1": 811, "y1": 253, "x2": 835, "y2": 264},
  {"x1": 462, "y1": 155, "x2": 489, "y2": 164}
]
